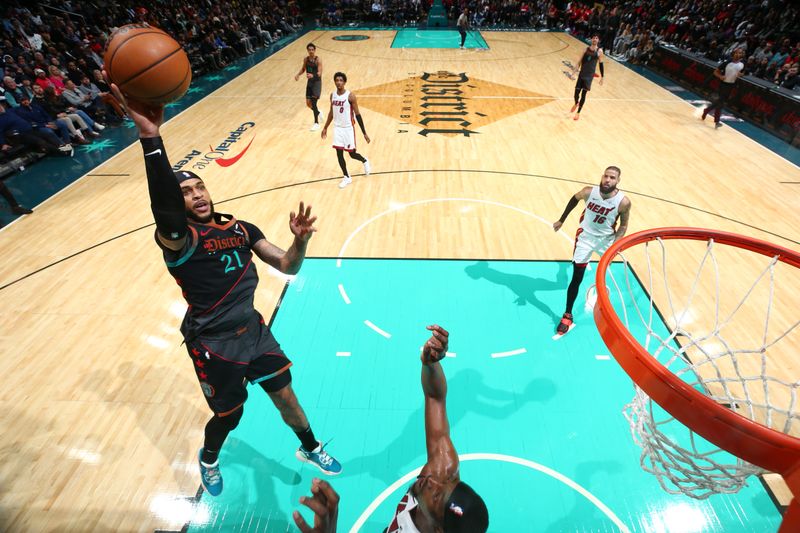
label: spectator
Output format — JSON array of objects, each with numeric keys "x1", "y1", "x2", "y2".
[
  {"x1": 33, "y1": 68, "x2": 57, "y2": 94},
  {"x1": 2, "y1": 76, "x2": 33, "y2": 107},
  {"x1": 46, "y1": 65, "x2": 67, "y2": 94},
  {"x1": 14, "y1": 94, "x2": 73, "y2": 145},
  {"x1": 0, "y1": 101, "x2": 72, "y2": 157},
  {"x1": 61, "y1": 79, "x2": 106, "y2": 122},
  {"x1": 776, "y1": 63, "x2": 799, "y2": 90},
  {"x1": 90, "y1": 70, "x2": 126, "y2": 120},
  {"x1": 39, "y1": 85, "x2": 102, "y2": 142}
]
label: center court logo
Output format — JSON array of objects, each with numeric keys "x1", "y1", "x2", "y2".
[
  {"x1": 357, "y1": 72, "x2": 555, "y2": 137},
  {"x1": 172, "y1": 122, "x2": 256, "y2": 171}
]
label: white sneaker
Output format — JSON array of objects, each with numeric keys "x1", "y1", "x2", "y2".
[
  {"x1": 363, "y1": 159, "x2": 370, "y2": 176},
  {"x1": 310, "y1": 122, "x2": 320, "y2": 131},
  {"x1": 338, "y1": 176, "x2": 352, "y2": 189},
  {"x1": 94, "y1": 123, "x2": 105, "y2": 131}
]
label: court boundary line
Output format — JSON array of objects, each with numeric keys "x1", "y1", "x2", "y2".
[
  {"x1": 312, "y1": 29, "x2": 571, "y2": 62},
  {"x1": 186, "y1": 256, "x2": 785, "y2": 530},
  {"x1": 0, "y1": 29, "x2": 311, "y2": 232},
  {"x1": 592, "y1": 32, "x2": 800, "y2": 172},
  {"x1": 3, "y1": 168, "x2": 797, "y2": 292}
]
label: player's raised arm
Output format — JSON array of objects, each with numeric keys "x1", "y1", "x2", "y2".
[
  {"x1": 252, "y1": 201, "x2": 316, "y2": 275},
  {"x1": 553, "y1": 186, "x2": 591, "y2": 231},
  {"x1": 420, "y1": 325, "x2": 459, "y2": 480},
  {"x1": 109, "y1": 78, "x2": 186, "y2": 251}
]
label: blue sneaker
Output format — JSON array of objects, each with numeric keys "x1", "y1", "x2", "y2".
[
  {"x1": 295, "y1": 441, "x2": 342, "y2": 476},
  {"x1": 198, "y1": 449, "x2": 223, "y2": 496}
]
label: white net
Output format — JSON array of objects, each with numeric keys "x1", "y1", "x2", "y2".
[{"x1": 606, "y1": 235, "x2": 800, "y2": 499}]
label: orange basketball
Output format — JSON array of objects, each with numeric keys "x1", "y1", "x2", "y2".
[{"x1": 104, "y1": 23, "x2": 192, "y2": 105}]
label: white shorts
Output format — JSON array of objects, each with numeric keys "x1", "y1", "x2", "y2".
[
  {"x1": 572, "y1": 230, "x2": 615, "y2": 265},
  {"x1": 332, "y1": 126, "x2": 356, "y2": 152}
]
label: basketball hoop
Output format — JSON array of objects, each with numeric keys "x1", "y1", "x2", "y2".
[{"x1": 593, "y1": 227, "x2": 800, "y2": 532}]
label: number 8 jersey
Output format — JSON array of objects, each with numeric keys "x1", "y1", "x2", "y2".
[
  {"x1": 579, "y1": 186, "x2": 625, "y2": 237},
  {"x1": 158, "y1": 213, "x2": 266, "y2": 339}
]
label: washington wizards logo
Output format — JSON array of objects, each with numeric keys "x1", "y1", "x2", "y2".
[{"x1": 200, "y1": 382, "x2": 215, "y2": 398}]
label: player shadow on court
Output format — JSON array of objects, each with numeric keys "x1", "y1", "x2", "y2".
[
  {"x1": 464, "y1": 261, "x2": 568, "y2": 326},
  {"x1": 81, "y1": 361, "x2": 210, "y2": 486},
  {"x1": 345, "y1": 368, "x2": 557, "y2": 486},
  {"x1": 197, "y1": 436, "x2": 302, "y2": 530},
  {"x1": 542, "y1": 459, "x2": 627, "y2": 532}
]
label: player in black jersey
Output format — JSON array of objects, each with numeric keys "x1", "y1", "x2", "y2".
[
  {"x1": 570, "y1": 35, "x2": 605, "y2": 121},
  {"x1": 109, "y1": 81, "x2": 342, "y2": 498},
  {"x1": 295, "y1": 43, "x2": 324, "y2": 131}
]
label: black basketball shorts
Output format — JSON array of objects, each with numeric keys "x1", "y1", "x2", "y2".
[
  {"x1": 185, "y1": 314, "x2": 293, "y2": 415},
  {"x1": 306, "y1": 79, "x2": 322, "y2": 100}
]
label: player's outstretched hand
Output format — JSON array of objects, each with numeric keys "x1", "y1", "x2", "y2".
[
  {"x1": 552, "y1": 220, "x2": 563, "y2": 232},
  {"x1": 293, "y1": 478, "x2": 339, "y2": 533},
  {"x1": 321, "y1": 127, "x2": 327, "y2": 140},
  {"x1": 290, "y1": 201, "x2": 318, "y2": 242},
  {"x1": 364, "y1": 134, "x2": 371, "y2": 144},
  {"x1": 421, "y1": 324, "x2": 449, "y2": 365},
  {"x1": 104, "y1": 70, "x2": 163, "y2": 137}
]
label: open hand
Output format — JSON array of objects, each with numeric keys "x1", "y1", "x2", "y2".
[
  {"x1": 289, "y1": 201, "x2": 318, "y2": 242},
  {"x1": 293, "y1": 478, "x2": 339, "y2": 533},
  {"x1": 104, "y1": 70, "x2": 163, "y2": 137},
  {"x1": 552, "y1": 220, "x2": 563, "y2": 232},
  {"x1": 421, "y1": 325, "x2": 449, "y2": 365}
]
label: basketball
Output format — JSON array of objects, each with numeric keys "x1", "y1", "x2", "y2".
[{"x1": 104, "y1": 23, "x2": 192, "y2": 105}]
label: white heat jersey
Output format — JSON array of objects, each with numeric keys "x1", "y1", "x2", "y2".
[
  {"x1": 579, "y1": 186, "x2": 625, "y2": 237},
  {"x1": 385, "y1": 489, "x2": 422, "y2": 533},
  {"x1": 331, "y1": 90, "x2": 354, "y2": 129}
]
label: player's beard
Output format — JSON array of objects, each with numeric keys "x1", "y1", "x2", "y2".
[
  {"x1": 187, "y1": 201, "x2": 214, "y2": 223},
  {"x1": 599, "y1": 184, "x2": 617, "y2": 194}
]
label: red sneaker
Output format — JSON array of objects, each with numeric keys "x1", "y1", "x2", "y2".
[{"x1": 556, "y1": 313, "x2": 574, "y2": 334}]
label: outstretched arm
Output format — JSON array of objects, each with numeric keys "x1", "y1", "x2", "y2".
[
  {"x1": 108, "y1": 76, "x2": 186, "y2": 251},
  {"x1": 293, "y1": 478, "x2": 339, "y2": 533},
  {"x1": 420, "y1": 325, "x2": 459, "y2": 480},
  {"x1": 252, "y1": 201, "x2": 317, "y2": 274},
  {"x1": 553, "y1": 186, "x2": 591, "y2": 231}
]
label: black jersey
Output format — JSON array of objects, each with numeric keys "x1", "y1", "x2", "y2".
[
  {"x1": 159, "y1": 213, "x2": 266, "y2": 339},
  {"x1": 578, "y1": 46, "x2": 600, "y2": 80},
  {"x1": 305, "y1": 56, "x2": 320, "y2": 81}
]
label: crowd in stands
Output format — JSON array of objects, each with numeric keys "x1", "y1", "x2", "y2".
[
  {"x1": 318, "y1": 0, "x2": 799, "y2": 89},
  {"x1": 0, "y1": 0, "x2": 303, "y2": 218}
]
